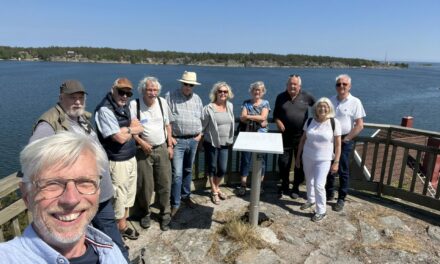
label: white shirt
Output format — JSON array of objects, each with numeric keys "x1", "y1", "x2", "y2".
[
  {"x1": 130, "y1": 97, "x2": 170, "y2": 146},
  {"x1": 303, "y1": 118, "x2": 341, "y2": 161},
  {"x1": 331, "y1": 94, "x2": 366, "y2": 135}
]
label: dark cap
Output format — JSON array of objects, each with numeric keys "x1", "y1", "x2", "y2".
[{"x1": 60, "y1": 80, "x2": 87, "y2": 94}]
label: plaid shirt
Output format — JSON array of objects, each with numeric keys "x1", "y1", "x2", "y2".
[{"x1": 166, "y1": 89, "x2": 203, "y2": 136}]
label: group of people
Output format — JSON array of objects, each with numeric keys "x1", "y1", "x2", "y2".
[{"x1": 0, "y1": 71, "x2": 365, "y2": 263}]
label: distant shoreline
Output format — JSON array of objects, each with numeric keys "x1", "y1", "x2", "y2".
[{"x1": 0, "y1": 58, "x2": 404, "y2": 70}]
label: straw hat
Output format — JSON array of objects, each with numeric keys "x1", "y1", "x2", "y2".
[{"x1": 177, "y1": 71, "x2": 201, "y2": 85}]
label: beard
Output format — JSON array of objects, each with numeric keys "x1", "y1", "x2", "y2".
[{"x1": 65, "y1": 106, "x2": 85, "y2": 117}]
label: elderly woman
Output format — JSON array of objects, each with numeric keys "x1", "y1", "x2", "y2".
[
  {"x1": 296, "y1": 97, "x2": 341, "y2": 222},
  {"x1": 237, "y1": 81, "x2": 271, "y2": 196},
  {"x1": 202, "y1": 82, "x2": 235, "y2": 204}
]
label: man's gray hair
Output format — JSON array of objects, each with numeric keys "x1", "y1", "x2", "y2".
[
  {"x1": 20, "y1": 132, "x2": 107, "y2": 183},
  {"x1": 335, "y1": 74, "x2": 351, "y2": 84},
  {"x1": 138, "y1": 76, "x2": 162, "y2": 96}
]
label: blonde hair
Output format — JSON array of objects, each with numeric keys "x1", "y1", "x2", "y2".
[
  {"x1": 209, "y1": 81, "x2": 234, "y2": 103},
  {"x1": 312, "y1": 97, "x2": 335, "y2": 120}
]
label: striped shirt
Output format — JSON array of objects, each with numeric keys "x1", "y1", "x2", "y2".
[{"x1": 166, "y1": 89, "x2": 203, "y2": 136}]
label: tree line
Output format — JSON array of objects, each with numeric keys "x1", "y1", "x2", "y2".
[{"x1": 0, "y1": 46, "x2": 408, "y2": 68}]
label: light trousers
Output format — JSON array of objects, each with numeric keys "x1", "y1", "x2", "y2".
[
  {"x1": 302, "y1": 156, "x2": 330, "y2": 214},
  {"x1": 109, "y1": 157, "x2": 137, "y2": 219}
]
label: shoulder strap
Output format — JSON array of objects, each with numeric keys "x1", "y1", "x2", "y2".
[
  {"x1": 157, "y1": 97, "x2": 167, "y2": 140},
  {"x1": 136, "y1": 98, "x2": 140, "y2": 120},
  {"x1": 330, "y1": 117, "x2": 335, "y2": 132},
  {"x1": 306, "y1": 117, "x2": 313, "y2": 128}
]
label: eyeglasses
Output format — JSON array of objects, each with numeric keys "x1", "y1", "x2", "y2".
[
  {"x1": 183, "y1": 83, "x2": 194, "y2": 87},
  {"x1": 289, "y1": 74, "x2": 300, "y2": 77},
  {"x1": 32, "y1": 176, "x2": 102, "y2": 199},
  {"x1": 336, "y1": 82, "x2": 349, "y2": 87},
  {"x1": 217, "y1": 90, "x2": 229, "y2": 94},
  {"x1": 117, "y1": 90, "x2": 133, "y2": 97}
]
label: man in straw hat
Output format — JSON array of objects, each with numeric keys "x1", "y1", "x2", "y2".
[
  {"x1": 166, "y1": 71, "x2": 203, "y2": 217},
  {"x1": 95, "y1": 77, "x2": 143, "y2": 241},
  {"x1": 29, "y1": 80, "x2": 129, "y2": 261}
]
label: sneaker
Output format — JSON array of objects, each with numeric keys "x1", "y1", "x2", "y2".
[
  {"x1": 160, "y1": 218, "x2": 171, "y2": 231},
  {"x1": 182, "y1": 197, "x2": 197, "y2": 208},
  {"x1": 300, "y1": 202, "x2": 315, "y2": 210},
  {"x1": 171, "y1": 207, "x2": 179, "y2": 217},
  {"x1": 333, "y1": 199, "x2": 345, "y2": 212},
  {"x1": 237, "y1": 186, "x2": 246, "y2": 197},
  {"x1": 218, "y1": 191, "x2": 227, "y2": 200},
  {"x1": 290, "y1": 192, "x2": 299, "y2": 200},
  {"x1": 140, "y1": 214, "x2": 151, "y2": 229},
  {"x1": 312, "y1": 213, "x2": 327, "y2": 222},
  {"x1": 120, "y1": 227, "x2": 139, "y2": 240}
]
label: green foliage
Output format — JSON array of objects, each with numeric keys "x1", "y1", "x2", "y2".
[{"x1": 0, "y1": 46, "x2": 407, "y2": 68}]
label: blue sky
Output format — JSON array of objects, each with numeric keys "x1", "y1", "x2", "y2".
[{"x1": 1, "y1": 0, "x2": 439, "y2": 62}]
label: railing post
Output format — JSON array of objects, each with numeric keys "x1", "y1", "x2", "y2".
[{"x1": 378, "y1": 127, "x2": 393, "y2": 197}]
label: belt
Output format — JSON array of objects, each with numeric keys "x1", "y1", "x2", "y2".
[
  {"x1": 151, "y1": 143, "x2": 164, "y2": 149},
  {"x1": 174, "y1": 134, "x2": 199, "y2": 139}
]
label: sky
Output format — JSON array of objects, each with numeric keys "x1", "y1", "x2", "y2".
[{"x1": 1, "y1": 0, "x2": 439, "y2": 62}]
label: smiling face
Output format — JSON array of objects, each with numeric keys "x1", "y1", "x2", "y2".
[
  {"x1": 216, "y1": 85, "x2": 229, "y2": 103},
  {"x1": 286, "y1": 76, "x2": 301, "y2": 98},
  {"x1": 335, "y1": 76, "x2": 351, "y2": 100},
  {"x1": 251, "y1": 86, "x2": 265, "y2": 101},
  {"x1": 59, "y1": 92, "x2": 86, "y2": 118},
  {"x1": 22, "y1": 150, "x2": 99, "y2": 249},
  {"x1": 112, "y1": 87, "x2": 132, "y2": 107},
  {"x1": 143, "y1": 80, "x2": 159, "y2": 105},
  {"x1": 316, "y1": 102, "x2": 330, "y2": 119}
]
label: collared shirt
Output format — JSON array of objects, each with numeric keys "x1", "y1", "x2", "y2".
[
  {"x1": 0, "y1": 225, "x2": 127, "y2": 264},
  {"x1": 130, "y1": 97, "x2": 170, "y2": 145},
  {"x1": 331, "y1": 93, "x2": 366, "y2": 135},
  {"x1": 165, "y1": 89, "x2": 203, "y2": 136}
]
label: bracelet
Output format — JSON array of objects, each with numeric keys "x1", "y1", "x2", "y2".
[
  {"x1": 127, "y1": 127, "x2": 131, "y2": 134},
  {"x1": 333, "y1": 160, "x2": 339, "y2": 163}
]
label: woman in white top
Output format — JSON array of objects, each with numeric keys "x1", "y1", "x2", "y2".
[{"x1": 296, "y1": 97, "x2": 341, "y2": 222}]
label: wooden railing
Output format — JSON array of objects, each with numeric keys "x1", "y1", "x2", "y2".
[
  {"x1": 350, "y1": 123, "x2": 440, "y2": 211},
  {"x1": 1, "y1": 121, "x2": 439, "y2": 240}
]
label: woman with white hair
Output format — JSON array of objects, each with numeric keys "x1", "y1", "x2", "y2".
[
  {"x1": 202, "y1": 82, "x2": 235, "y2": 204},
  {"x1": 296, "y1": 97, "x2": 341, "y2": 222},
  {"x1": 237, "y1": 81, "x2": 271, "y2": 196}
]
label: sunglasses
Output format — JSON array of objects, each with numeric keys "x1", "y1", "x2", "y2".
[
  {"x1": 118, "y1": 90, "x2": 133, "y2": 97},
  {"x1": 336, "y1": 82, "x2": 349, "y2": 87},
  {"x1": 217, "y1": 90, "x2": 229, "y2": 94},
  {"x1": 289, "y1": 74, "x2": 300, "y2": 78},
  {"x1": 183, "y1": 83, "x2": 194, "y2": 87}
]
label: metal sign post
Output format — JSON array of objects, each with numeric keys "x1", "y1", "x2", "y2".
[{"x1": 233, "y1": 132, "x2": 283, "y2": 226}]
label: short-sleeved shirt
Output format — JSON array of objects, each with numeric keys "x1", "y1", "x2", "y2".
[
  {"x1": 241, "y1": 99, "x2": 271, "y2": 133},
  {"x1": 303, "y1": 118, "x2": 342, "y2": 161},
  {"x1": 273, "y1": 90, "x2": 315, "y2": 145},
  {"x1": 130, "y1": 97, "x2": 170, "y2": 146},
  {"x1": 166, "y1": 89, "x2": 203, "y2": 136},
  {"x1": 330, "y1": 94, "x2": 366, "y2": 135},
  {"x1": 95, "y1": 107, "x2": 127, "y2": 138}
]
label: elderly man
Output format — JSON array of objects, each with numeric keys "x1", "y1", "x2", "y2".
[
  {"x1": 327, "y1": 74, "x2": 366, "y2": 212},
  {"x1": 29, "y1": 80, "x2": 128, "y2": 260},
  {"x1": 130, "y1": 76, "x2": 173, "y2": 231},
  {"x1": 95, "y1": 77, "x2": 143, "y2": 240},
  {"x1": 273, "y1": 74, "x2": 316, "y2": 199},
  {"x1": 166, "y1": 71, "x2": 203, "y2": 217},
  {"x1": 0, "y1": 132, "x2": 127, "y2": 263}
]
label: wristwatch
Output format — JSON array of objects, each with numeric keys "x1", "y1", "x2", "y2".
[{"x1": 127, "y1": 127, "x2": 132, "y2": 134}]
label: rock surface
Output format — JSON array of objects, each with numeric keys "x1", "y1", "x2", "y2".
[{"x1": 126, "y1": 184, "x2": 440, "y2": 264}]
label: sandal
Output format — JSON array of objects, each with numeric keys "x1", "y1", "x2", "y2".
[
  {"x1": 218, "y1": 191, "x2": 227, "y2": 200},
  {"x1": 120, "y1": 227, "x2": 139, "y2": 240},
  {"x1": 211, "y1": 192, "x2": 220, "y2": 205}
]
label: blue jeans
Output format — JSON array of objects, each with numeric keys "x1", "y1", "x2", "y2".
[
  {"x1": 171, "y1": 138, "x2": 199, "y2": 208},
  {"x1": 326, "y1": 140, "x2": 354, "y2": 201},
  {"x1": 92, "y1": 199, "x2": 129, "y2": 262},
  {"x1": 204, "y1": 141, "x2": 229, "y2": 177},
  {"x1": 240, "y1": 152, "x2": 267, "y2": 177}
]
